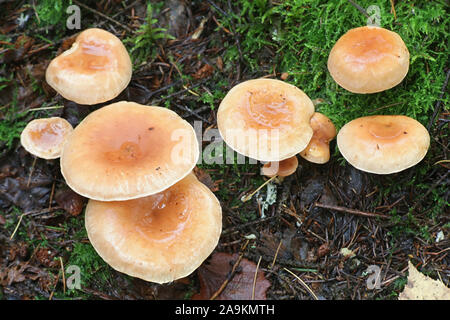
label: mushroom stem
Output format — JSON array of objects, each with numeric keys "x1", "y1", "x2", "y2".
[{"x1": 241, "y1": 175, "x2": 277, "y2": 202}]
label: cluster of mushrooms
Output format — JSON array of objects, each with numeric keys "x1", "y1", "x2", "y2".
[
  {"x1": 19, "y1": 25, "x2": 431, "y2": 285},
  {"x1": 20, "y1": 28, "x2": 221, "y2": 284},
  {"x1": 217, "y1": 25, "x2": 429, "y2": 179}
]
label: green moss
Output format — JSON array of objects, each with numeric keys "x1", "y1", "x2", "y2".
[
  {"x1": 68, "y1": 242, "x2": 112, "y2": 292},
  {"x1": 35, "y1": 0, "x2": 72, "y2": 30}
]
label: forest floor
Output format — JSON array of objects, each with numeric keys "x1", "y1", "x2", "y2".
[{"x1": 0, "y1": 0, "x2": 448, "y2": 300}]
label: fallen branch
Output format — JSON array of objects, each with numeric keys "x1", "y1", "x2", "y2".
[{"x1": 314, "y1": 202, "x2": 390, "y2": 219}]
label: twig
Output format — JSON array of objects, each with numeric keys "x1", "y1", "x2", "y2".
[
  {"x1": 283, "y1": 268, "x2": 319, "y2": 300},
  {"x1": 410, "y1": 171, "x2": 449, "y2": 212},
  {"x1": 221, "y1": 215, "x2": 276, "y2": 235},
  {"x1": 270, "y1": 239, "x2": 283, "y2": 269},
  {"x1": 241, "y1": 175, "x2": 277, "y2": 202},
  {"x1": 9, "y1": 207, "x2": 62, "y2": 240},
  {"x1": 26, "y1": 157, "x2": 37, "y2": 188},
  {"x1": 346, "y1": 0, "x2": 370, "y2": 19},
  {"x1": 60, "y1": 257, "x2": 66, "y2": 295},
  {"x1": 210, "y1": 240, "x2": 249, "y2": 300},
  {"x1": 314, "y1": 202, "x2": 390, "y2": 219},
  {"x1": 389, "y1": 0, "x2": 397, "y2": 20},
  {"x1": 252, "y1": 256, "x2": 262, "y2": 300},
  {"x1": 95, "y1": 0, "x2": 141, "y2": 29},
  {"x1": 427, "y1": 69, "x2": 450, "y2": 130}
]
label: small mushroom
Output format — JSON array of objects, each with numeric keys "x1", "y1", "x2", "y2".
[
  {"x1": 46, "y1": 28, "x2": 132, "y2": 105},
  {"x1": 337, "y1": 115, "x2": 430, "y2": 174},
  {"x1": 60, "y1": 101, "x2": 199, "y2": 201},
  {"x1": 299, "y1": 112, "x2": 336, "y2": 164},
  {"x1": 85, "y1": 173, "x2": 222, "y2": 284},
  {"x1": 20, "y1": 117, "x2": 73, "y2": 159},
  {"x1": 328, "y1": 26, "x2": 409, "y2": 94},
  {"x1": 217, "y1": 79, "x2": 314, "y2": 162},
  {"x1": 261, "y1": 156, "x2": 298, "y2": 177}
]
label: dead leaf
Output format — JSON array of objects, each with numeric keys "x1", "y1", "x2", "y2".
[
  {"x1": 193, "y1": 167, "x2": 219, "y2": 192},
  {"x1": 35, "y1": 247, "x2": 59, "y2": 268},
  {"x1": 55, "y1": 188, "x2": 86, "y2": 216},
  {"x1": 317, "y1": 243, "x2": 330, "y2": 258},
  {"x1": 398, "y1": 261, "x2": 450, "y2": 300},
  {"x1": 192, "y1": 252, "x2": 271, "y2": 300},
  {"x1": 192, "y1": 64, "x2": 214, "y2": 80}
]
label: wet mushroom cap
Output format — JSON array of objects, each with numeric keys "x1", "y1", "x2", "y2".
[
  {"x1": 299, "y1": 112, "x2": 336, "y2": 164},
  {"x1": 337, "y1": 115, "x2": 430, "y2": 174},
  {"x1": 217, "y1": 79, "x2": 314, "y2": 162},
  {"x1": 46, "y1": 28, "x2": 132, "y2": 105},
  {"x1": 20, "y1": 117, "x2": 73, "y2": 159},
  {"x1": 85, "y1": 173, "x2": 222, "y2": 284},
  {"x1": 261, "y1": 156, "x2": 298, "y2": 177},
  {"x1": 328, "y1": 26, "x2": 409, "y2": 94},
  {"x1": 60, "y1": 101, "x2": 199, "y2": 201}
]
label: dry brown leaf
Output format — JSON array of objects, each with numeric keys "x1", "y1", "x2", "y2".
[
  {"x1": 192, "y1": 252, "x2": 271, "y2": 300},
  {"x1": 55, "y1": 188, "x2": 86, "y2": 216},
  {"x1": 193, "y1": 167, "x2": 219, "y2": 192},
  {"x1": 398, "y1": 261, "x2": 450, "y2": 300},
  {"x1": 192, "y1": 64, "x2": 214, "y2": 80}
]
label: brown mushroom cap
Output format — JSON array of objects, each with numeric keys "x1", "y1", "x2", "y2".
[
  {"x1": 337, "y1": 115, "x2": 430, "y2": 174},
  {"x1": 46, "y1": 28, "x2": 132, "y2": 105},
  {"x1": 20, "y1": 117, "x2": 73, "y2": 159},
  {"x1": 299, "y1": 112, "x2": 336, "y2": 164},
  {"x1": 60, "y1": 101, "x2": 199, "y2": 201},
  {"x1": 217, "y1": 79, "x2": 314, "y2": 162},
  {"x1": 261, "y1": 156, "x2": 298, "y2": 177},
  {"x1": 328, "y1": 26, "x2": 409, "y2": 94},
  {"x1": 85, "y1": 173, "x2": 222, "y2": 284}
]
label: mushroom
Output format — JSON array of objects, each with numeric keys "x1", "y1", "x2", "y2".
[
  {"x1": 217, "y1": 79, "x2": 314, "y2": 162},
  {"x1": 299, "y1": 112, "x2": 336, "y2": 164},
  {"x1": 261, "y1": 156, "x2": 298, "y2": 177},
  {"x1": 85, "y1": 173, "x2": 222, "y2": 284},
  {"x1": 20, "y1": 117, "x2": 73, "y2": 159},
  {"x1": 46, "y1": 28, "x2": 132, "y2": 105},
  {"x1": 328, "y1": 26, "x2": 409, "y2": 94},
  {"x1": 60, "y1": 101, "x2": 199, "y2": 201},
  {"x1": 337, "y1": 115, "x2": 430, "y2": 174}
]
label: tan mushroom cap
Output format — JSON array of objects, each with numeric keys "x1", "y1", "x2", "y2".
[
  {"x1": 85, "y1": 173, "x2": 222, "y2": 284},
  {"x1": 328, "y1": 26, "x2": 409, "y2": 94},
  {"x1": 46, "y1": 28, "x2": 132, "y2": 105},
  {"x1": 337, "y1": 115, "x2": 430, "y2": 174},
  {"x1": 217, "y1": 79, "x2": 314, "y2": 162},
  {"x1": 60, "y1": 101, "x2": 199, "y2": 201},
  {"x1": 261, "y1": 156, "x2": 298, "y2": 177},
  {"x1": 300, "y1": 112, "x2": 336, "y2": 164},
  {"x1": 20, "y1": 117, "x2": 73, "y2": 159}
]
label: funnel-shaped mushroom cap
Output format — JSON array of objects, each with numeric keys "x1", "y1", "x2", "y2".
[
  {"x1": 300, "y1": 112, "x2": 336, "y2": 164},
  {"x1": 261, "y1": 156, "x2": 298, "y2": 177},
  {"x1": 217, "y1": 79, "x2": 314, "y2": 162},
  {"x1": 328, "y1": 26, "x2": 409, "y2": 94},
  {"x1": 337, "y1": 115, "x2": 430, "y2": 174},
  {"x1": 60, "y1": 101, "x2": 199, "y2": 201},
  {"x1": 85, "y1": 173, "x2": 222, "y2": 284},
  {"x1": 20, "y1": 117, "x2": 73, "y2": 159},
  {"x1": 46, "y1": 28, "x2": 132, "y2": 105}
]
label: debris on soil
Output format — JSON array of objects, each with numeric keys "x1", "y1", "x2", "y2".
[
  {"x1": 399, "y1": 261, "x2": 450, "y2": 300},
  {"x1": 192, "y1": 252, "x2": 271, "y2": 300},
  {"x1": 54, "y1": 188, "x2": 86, "y2": 216}
]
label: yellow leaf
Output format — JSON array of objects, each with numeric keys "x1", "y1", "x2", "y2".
[{"x1": 399, "y1": 261, "x2": 450, "y2": 300}]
